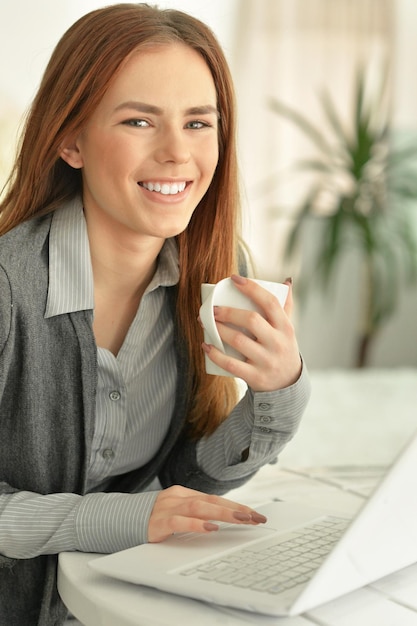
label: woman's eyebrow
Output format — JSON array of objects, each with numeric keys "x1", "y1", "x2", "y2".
[
  {"x1": 114, "y1": 101, "x2": 219, "y2": 118},
  {"x1": 185, "y1": 105, "x2": 220, "y2": 118}
]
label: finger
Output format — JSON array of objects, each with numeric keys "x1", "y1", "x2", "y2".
[
  {"x1": 213, "y1": 321, "x2": 268, "y2": 372},
  {"x1": 283, "y1": 277, "x2": 294, "y2": 317},
  {"x1": 203, "y1": 324, "x2": 301, "y2": 390},
  {"x1": 174, "y1": 497, "x2": 260, "y2": 525},
  {"x1": 213, "y1": 305, "x2": 297, "y2": 372},
  {"x1": 214, "y1": 306, "x2": 278, "y2": 354},
  {"x1": 202, "y1": 341, "x2": 257, "y2": 381},
  {"x1": 164, "y1": 492, "x2": 265, "y2": 526},
  {"x1": 229, "y1": 275, "x2": 285, "y2": 328},
  {"x1": 149, "y1": 490, "x2": 267, "y2": 542},
  {"x1": 149, "y1": 514, "x2": 221, "y2": 543},
  {"x1": 165, "y1": 507, "x2": 267, "y2": 534},
  {"x1": 155, "y1": 487, "x2": 268, "y2": 522},
  {"x1": 159, "y1": 486, "x2": 259, "y2": 513}
]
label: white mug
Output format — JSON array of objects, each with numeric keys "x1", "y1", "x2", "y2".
[{"x1": 199, "y1": 277, "x2": 289, "y2": 377}]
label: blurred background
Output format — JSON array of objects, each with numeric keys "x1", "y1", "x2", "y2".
[{"x1": 1, "y1": 0, "x2": 416, "y2": 371}]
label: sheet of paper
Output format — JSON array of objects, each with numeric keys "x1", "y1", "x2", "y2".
[
  {"x1": 306, "y1": 587, "x2": 417, "y2": 626},
  {"x1": 370, "y1": 562, "x2": 417, "y2": 611}
]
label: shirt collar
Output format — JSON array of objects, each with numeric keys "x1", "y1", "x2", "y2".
[
  {"x1": 146, "y1": 237, "x2": 179, "y2": 293},
  {"x1": 45, "y1": 197, "x2": 179, "y2": 319},
  {"x1": 45, "y1": 197, "x2": 94, "y2": 318}
]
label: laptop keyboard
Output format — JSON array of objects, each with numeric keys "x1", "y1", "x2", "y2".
[{"x1": 179, "y1": 516, "x2": 350, "y2": 594}]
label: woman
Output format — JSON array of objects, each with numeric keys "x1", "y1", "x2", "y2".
[{"x1": 0, "y1": 4, "x2": 310, "y2": 625}]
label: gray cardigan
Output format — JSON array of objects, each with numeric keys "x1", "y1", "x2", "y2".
[{"x1": 0, "y1": 213, "x2": 259, "y2": 625}]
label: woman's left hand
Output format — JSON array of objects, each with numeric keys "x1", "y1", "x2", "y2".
[{"x1": 202, "y1": 275, "x2": 302, "y2": 391}]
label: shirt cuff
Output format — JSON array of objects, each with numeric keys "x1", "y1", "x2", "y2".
[
  {"x1": 74, "y1": 491, "x2": 159, "y2": 553},
  {"x1": 196, "y1": 362, "x2": 310, "y2": 481}
]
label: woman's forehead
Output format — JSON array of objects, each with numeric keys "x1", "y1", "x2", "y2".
[{"x1": 97, "y1": 43, "x2": 218, "y2": 115}]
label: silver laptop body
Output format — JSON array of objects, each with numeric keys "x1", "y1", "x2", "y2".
[{"x1": 90, "y1": 429, "x2": 417, "y2": 616}]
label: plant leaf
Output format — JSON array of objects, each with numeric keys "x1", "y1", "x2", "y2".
[
  {"x1": 284, "y1": 187, "x2": 321, "y2": 259},
  {"x1": 320, "y1": 90, "x2": 351, "y2": 158}
]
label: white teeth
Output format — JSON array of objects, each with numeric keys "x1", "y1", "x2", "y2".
[{"x1": 142, "y1": 181, "x2": 186, "y2": 195}]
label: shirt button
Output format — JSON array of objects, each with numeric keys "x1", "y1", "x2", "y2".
[
  {"x1": 102, "y1": 448, "x2": 115, "y2": 460},
  {"x1": 260, "y1": 415, "x2": 272, "y2": 424},
  {"x1": 109, "y1": 390, "x2": 121, "y2": 401},
  {"x1": 259, "y1": 402, "x2": 271, "y2": 410},
  {"x1": 259, "y1": 427, "x2": 272, "y2": 433}
]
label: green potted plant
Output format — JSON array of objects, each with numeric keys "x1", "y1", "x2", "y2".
[{"x1": 269, "y1": 68, "x2": 417, "y2": 367}]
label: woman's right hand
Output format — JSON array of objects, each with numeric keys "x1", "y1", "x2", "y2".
[{"x1": 147, "y1": 485, "x2": 267, "y2": 543}]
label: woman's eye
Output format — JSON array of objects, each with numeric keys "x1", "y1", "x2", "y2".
[
  {"x1": 186, "y1": 120, "x2": 210, "y2": 130},
  {"x1": 123, "y1": 119, "x2": 149, "y2": 128}
]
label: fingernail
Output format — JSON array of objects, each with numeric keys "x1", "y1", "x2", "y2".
[
  {"x1": 233, "y1": 511, "x2": 252, "y2": 522},
  {"x1": 203, "y1": 522, "x2": 219, "y2": 532},
  {"x1": 213, "y1": 306, "x2": 220, "y2": 317},
  {"x1": 202, "y1": 342, "x2": 211, "y2": 354},
  {"x1": 251, "y1": 512, "x2": 267, "y2": 524},
  {"x1": 231, "y1": 274, "x2": 247, "y2": 285},
  {"x1": 284, "y1": 277, "x2": 293, "y2": 285}
]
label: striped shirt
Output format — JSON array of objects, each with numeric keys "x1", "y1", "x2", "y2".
[
  {"x1": 46, "y1": 203, "x2": 179, "y2": 491},
  {"x1": 0, "y1": 201, "x2": 310, "y2": 558}
]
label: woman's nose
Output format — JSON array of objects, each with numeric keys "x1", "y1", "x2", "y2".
[{"x1": 154, "y1": 128, "x2": 191, "y2": 164}]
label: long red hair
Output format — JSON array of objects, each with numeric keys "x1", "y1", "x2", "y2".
[{"x1": 0, "y1": 3, "x2": 240, "y2": 436}]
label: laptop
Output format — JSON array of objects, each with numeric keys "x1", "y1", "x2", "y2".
[{"x1": 89, "y1": 429, "x2": 417, "y2": 617}]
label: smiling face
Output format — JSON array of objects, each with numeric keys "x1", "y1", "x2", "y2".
[{"x1": 60, "y1": 43, "x2": 219, "y2": 245}]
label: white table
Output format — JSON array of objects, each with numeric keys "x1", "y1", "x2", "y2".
[{"x1": 58, "y1": 369, "x2": 417, "y2": 625}]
